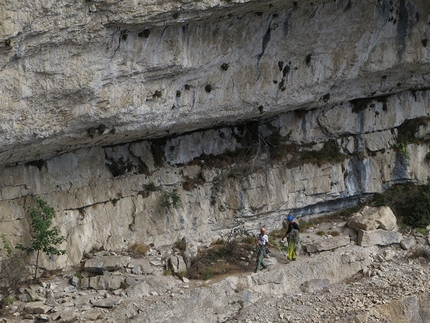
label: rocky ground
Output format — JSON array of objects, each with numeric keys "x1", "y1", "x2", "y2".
[
  {"x1": 1, "y1": 215, "x2": 430, "y2": 323},
  {"x1": 233, "y1": 251, "x2": 430, "y2": 323}
]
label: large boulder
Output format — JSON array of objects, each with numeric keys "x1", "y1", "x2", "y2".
[
  {"x1": 87, "y1": 274, "x2": 125, "y2": 291},
  {"x1": 358, "y1": 230, "x2": 403, "y2": 247},
  {"x1": 347, "y1": 206, "x2": 398, "y2": 232}
]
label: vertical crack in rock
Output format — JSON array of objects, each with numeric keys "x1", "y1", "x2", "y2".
[
  {"x1": 256, "y1": 17, "x2": 273, "y2": 80},
  {"x1": 396, "y1": 0, "x2": 415, "y2": 58},
  {"x1": 257, "y1": 19, "x2": 272, "y2": 63},
  {"x1": 110, "y1": 27, "x2": 123, "y2": 59}
]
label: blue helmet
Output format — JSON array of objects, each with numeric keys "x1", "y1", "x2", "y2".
[{"x1": 287, "y1": 215, "x2": 294, "y2": 222}]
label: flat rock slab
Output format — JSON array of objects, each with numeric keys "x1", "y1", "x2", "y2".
[
  {"x1": 300, "y1": 279, "x2": 329, "y2": 293},
  {"x1": 23, "y1": 302, "x2": 52, "y2": 314},
  {"x1": 304, "y1": 235, "x2": 351, "y2": 253},
  {"x1": 90, "y1": 297, "x2": 122, "y2": 309},
  {"x1": 84, "y1": 256, "x2": 131, "y2": 273}
]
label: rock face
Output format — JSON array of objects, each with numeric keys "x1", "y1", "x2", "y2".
[
  {"x1": 2, "y1": 90, "x2": 430, "y2": 271},
  {"x1": 0, "y1": 0, "x2": 429, "y2": 165},
  {"x1": 0, "y1": 0, "x2": 430, "y2": 273}
]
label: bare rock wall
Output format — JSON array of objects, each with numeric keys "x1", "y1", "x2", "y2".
[
  {"x1": 1, "y1": 89, "x2": 430, "y2": 270},
  {"x1": 0, "y1": 0, "x2": 429, "y2": 165}
]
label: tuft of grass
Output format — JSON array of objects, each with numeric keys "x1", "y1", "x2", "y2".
[
  {"x1": 299, "y1": 220, "x2": 315, "y2": 231},
  {"x1": 414, "y1": 228, "x2": 429, "y2": 235},
  {"x1": 242, "y1": 236, "x2": 256, "y2": 245},
  {"x1": 74, "y1": 272, "x2": 84, "y2": 279},
  {"x1": 174, "y1": 239, "x2": 186, "y2": 252},
  {"x1": 128, "y1": 242, "x2": 150, "y2": 255},
  {"x1": 201, "y1": 268, "x2": 214, "y2": 280},
  {"x1": 120, "y1": 281, "x2": 130, "y2": 289},
  {"x1": 269, "y1": 229, "x2": 284, "y2": 240},
  {"x1": 144, "y1": 182, "x2": 158, "y2": 191},
  {"x1": 0, "y1": 295, "x2": 15, "y2": 308},
  {"x1": 316, "y1": 231, "x2": 326, "y2": 236},
  {"x1": 176, "y1": 271, "x2": 187, "y2": 278}
]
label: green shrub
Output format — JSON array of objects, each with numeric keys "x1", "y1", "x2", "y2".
[
  {"x1": 404, "y1": 186, "x2": 430, "y2": 228},
  {"x1": 0, "y1": 234, "x2": 27, "y2": 289},
  {"x1": 201, "y1": 268, "x2": 214, "y2": 280},
  {"x1": 394, "y1": 142, "x2": 410, "y2": 165},
  {"x1": 414, "y1": 227, "x2": 429, "y2": 235},
  {"x1": 0, "y1": 234, "x2": 13, "y2": 258},
  {"x1": 16, "y1": 197, "x2": 66, "y2": 280},
  {"x1": 176, "y1": 271, "x2": 187, "y2": 278},
  {"x1": 174, "y1": 239, "x2": 186, "y2": 252},
  {"x1": 160, "y1": 190, "x2": 182, "y2": 210}
]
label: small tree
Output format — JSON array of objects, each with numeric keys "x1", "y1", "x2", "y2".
[{"x1": 16, "y1": 197, "x2": 66, "y2": 280}]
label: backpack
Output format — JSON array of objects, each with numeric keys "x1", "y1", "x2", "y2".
[{"x1": 287, "y1": 228, "x2": 300, "y2": 245}]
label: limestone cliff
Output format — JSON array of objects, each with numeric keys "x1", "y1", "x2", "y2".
[
  {"x1": 0, "y1": 0, "x2": 430, "y2": 270},
  {"x1": 1, "y1": 0, "x2": 429, "y2": 164}
]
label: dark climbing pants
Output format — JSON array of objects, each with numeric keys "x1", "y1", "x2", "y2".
[{"x1": 255, "y1": 246, "x2": 267, "y2": 271}]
